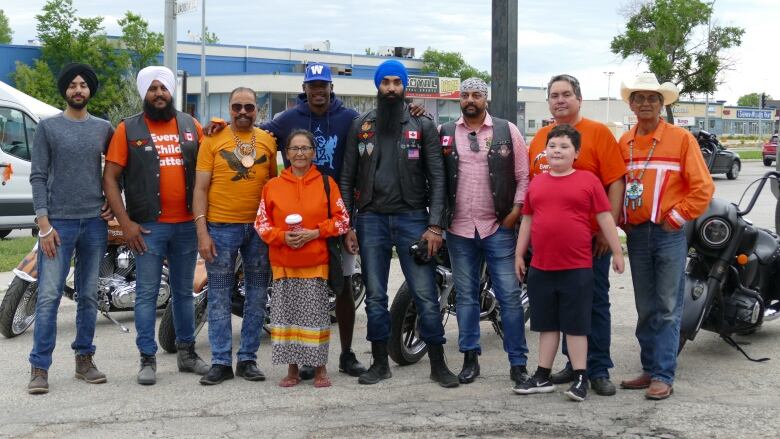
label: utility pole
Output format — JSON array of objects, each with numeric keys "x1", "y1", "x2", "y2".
[
  {"x1": 200, "y1": 0, "x2": 207, "y2": 121},
  {"x1": 164, "y1": 0, "x2": 177, "y2": 81},
  {"x1": 491, "y1": 0, "x2": 518, "y2": 124},
  {"x1": 604, "y1": 71, "x2": 614, "y2": 125}
]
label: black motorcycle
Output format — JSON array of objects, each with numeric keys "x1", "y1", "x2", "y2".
[
  {"x1": 388, "y1": 239, "x2": 530, "y2": 365},
  {"x1": 0, "y1": 221, "x2": 170, "y2": 338},
  {"x1": 680, "y1": 171, "x2": 780, "y2": 359},
  {"x1": 158, "y1": 254, "x2": 366, "y2": 353}
]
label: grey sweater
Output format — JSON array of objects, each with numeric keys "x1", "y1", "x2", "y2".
[{"x1": 30, "y1": 113, "x2": 114, "y2": 219}]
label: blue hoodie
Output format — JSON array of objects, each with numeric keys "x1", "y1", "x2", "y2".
[{"x1": 261, "y1": 92, "x2": 359, "y2": 179}]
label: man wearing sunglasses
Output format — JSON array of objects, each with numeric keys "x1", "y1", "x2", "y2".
[
  {"x1": 526, "y1": 74, "x2": 626, "y2": 396},
  {"x1": 104, "y1": 66, "x2": 209, "y2": 385},
  {"x1": 191, "y1": 87, "x2": 277, "y2": 385},
  {"x1": 438, "y1": 77, "x2": 531, "y2": 387}
]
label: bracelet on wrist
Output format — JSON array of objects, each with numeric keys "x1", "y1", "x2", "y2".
[
  {"x1": 426, "y1": 227, "x2": 442, "y2": 236},
  {"x1": 38, "y1": 227, "x2": 55, "y2": 238},
  {"x1": 193, "y1": 214, "x2": 206, "y2": 223}
]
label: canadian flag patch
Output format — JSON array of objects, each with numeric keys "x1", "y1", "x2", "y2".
[
  {"x1": 441, "y1": 136, "x2": 452, "y2": 147},
  {"x1": 184, "y1": 131, "x2": 194, "y2": 142},
  {"x1": 406, "y1": 131, "x2": 419, "y2": 140}
]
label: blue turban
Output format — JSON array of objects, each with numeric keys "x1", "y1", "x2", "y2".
[{"x1": 374, "y1": 60, "x2": 409, "y2": 89}]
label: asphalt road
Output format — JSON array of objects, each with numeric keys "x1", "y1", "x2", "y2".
[{"x1": 0, "y1": 161, "x2": 779, "y2": 438}]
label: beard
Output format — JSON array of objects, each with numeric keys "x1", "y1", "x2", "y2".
[
  {"x1": 461, "y1": 103, "x2": 485, "y2": 118},
  {"x1": 376, "y1": 90, "x2": 405, "y2": 136},
  {"x1": 143, "y1": 97, "x2": 176, "y2": 121},
  {"x1": 66, "y1": 95, "x2": 89, "y2": 110}
]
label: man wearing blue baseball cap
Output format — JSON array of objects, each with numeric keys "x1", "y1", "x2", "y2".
[{"x1": 339, "y1": 59, "x2": 458, "y2": 388}]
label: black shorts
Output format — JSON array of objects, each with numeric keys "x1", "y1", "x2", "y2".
[{"x1": 527, "y1": 267, "x2": 593, "y2": 335}]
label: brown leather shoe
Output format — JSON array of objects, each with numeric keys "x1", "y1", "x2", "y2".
[
  {"x1": 620, "y1": 373, "x2": 651, "y2": 389},
  {"x1": 645, "y1": 380, "x2": 673, "y2": 400}
]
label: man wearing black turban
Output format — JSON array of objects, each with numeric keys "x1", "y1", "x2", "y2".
[
  {"x1": 27, "y1": 62, "x2": 115, "y2": 395},
  {"x1": 56, "y1": 63, "x2": 99, "y2": 105}
]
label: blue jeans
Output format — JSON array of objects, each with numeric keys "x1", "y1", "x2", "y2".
[
  {"x1": 29, "y1": 217, "x2": 107, "y2": 370},
  {"x1": 355, "y1": 210, "x2": 445, "y2": 345},
  {"x1": 206, "y1": 222, "x2": 270, "y2": 366},
  {"x1": 561, "y1": 250, "x2": 614, "y2": 379},
  {"x1": 448, "y1": 227, "x2": 528, "y2": 366},
  {"x1": 134, "y1": 221, "x2": 198, "y2": 356},
  {"x1": 626, "y1": 222, "x2": 687, "y2": 386}
]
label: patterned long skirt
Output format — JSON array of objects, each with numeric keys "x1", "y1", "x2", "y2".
[{"x1": 269, "y1": 277, "x2": 330, "y2": 366}]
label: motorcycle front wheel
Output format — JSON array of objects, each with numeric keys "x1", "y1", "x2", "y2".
[
  {"x1": 0, "y1": 278, "x2": 38, "y2": 338},
  {"x1": 388, "y1": 282, "x2": 431, "y2": 365},
  {"x1": 158, "y1": 289, "x2": 208, "y2": 353}
]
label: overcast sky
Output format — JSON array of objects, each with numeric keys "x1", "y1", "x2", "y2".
[{"x1": 2, "y1": 0, "x2": 777, "y2": 105}]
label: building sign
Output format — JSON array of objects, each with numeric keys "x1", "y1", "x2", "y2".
[
  {"x1": 406, "y1": 75, "x2": 461, "y2": 99},
  {"x1": 674, "y1": 117, "x2": 695, "y2": 127},
  {"x1": 736, "y1": 109, "x2": 773, "y2": 119}
]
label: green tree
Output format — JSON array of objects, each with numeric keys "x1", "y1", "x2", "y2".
[
  {"x1": 611, "y1": 0, "x2": 744, "y2": 121},
  {"x1": 118, "y1": 11, "x2": 164, "y2": 71},
  {"x1": 12, "y1": 0, "x2": 162, "y2": 118},
  {"x1": 0, "y1": 9, "x2": 12, "y2": 44},
  {"x1": 737, "y1": 92, "x2": 772, "y2": 107},
  {"x1": 421, "y1": 48, "x2": 491, "y2": 83},
  {"x1": 201, "y1": 26, "x2": 219, "y2": 44}
]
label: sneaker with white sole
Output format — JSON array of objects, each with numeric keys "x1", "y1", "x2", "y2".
[
  {"x1": 512, "y1": 375, "x2": 555, "y2": 395},
  {"x1": 564, "y1": 375, "x2": 588, "y2": 401}
]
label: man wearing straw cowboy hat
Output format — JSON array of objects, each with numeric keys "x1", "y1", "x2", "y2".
[{"x1": 617, "y1": 72, "x2": 714, "y2": 400}]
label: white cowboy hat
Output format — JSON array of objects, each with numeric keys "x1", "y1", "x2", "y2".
[{"x1": 620, "y1": 72, "x2": 679, "y2": 105}]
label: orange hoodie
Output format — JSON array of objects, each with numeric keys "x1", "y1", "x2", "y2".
[
  {"x1": 619, "y1": 120, "x2": 714, "y2": 229},
  {"x1": 255, "y1": 165, "x2": 350, "y2": 278}
]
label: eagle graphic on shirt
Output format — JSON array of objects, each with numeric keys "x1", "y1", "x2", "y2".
[{"x1": 219, "y1": 150, "x2": 268, "y2": 181}]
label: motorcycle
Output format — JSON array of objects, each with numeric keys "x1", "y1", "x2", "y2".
[
  {"x1": 0, "y1": 221, "x2": 171, "y2": 338},
  {"x1": 680, "y1": 171, "x2": 780, "y2": 360},
  {"x1": 388, "y1": 239, "x2": 530, "y2": 366},
  {"x1": 158, "y1": 254, "x2": 367, "y2": 353}
]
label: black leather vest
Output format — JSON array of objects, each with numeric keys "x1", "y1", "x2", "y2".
[
  {"x1": 440, "y1": 117, "x2": 516, "y2": 226},
  {"x1": 122, "y1": 111, "x2": 199, "y2": 223}
]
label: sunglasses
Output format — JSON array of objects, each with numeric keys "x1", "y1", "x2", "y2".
[
  {"x1": 231, "y1": 103, "x2": 256, "y2": 113},
  {"x1": 288, "y1": 146, "x2": 314, "y2": 154},
  {"x1": 468, "y1": 131, "x2": 480, "y2": 152},
  {"x1": 631, "y1": 94, "x2": 661, "y2": 104}
]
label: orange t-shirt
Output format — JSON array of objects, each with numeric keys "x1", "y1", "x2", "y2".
[
  {"x1": 196, "y1": 126, "x2": 277, "y2": 223},
  {"x1": 528, "y1": 117, "x2": 626, "y2": 186},
  {"x1": 106, "y1": 116, "x2": 204, "y2": 223}
]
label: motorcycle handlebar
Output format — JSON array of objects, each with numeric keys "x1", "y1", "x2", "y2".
[{"x1": 737, "y1": 171, "x2": 780, "y2": 217}]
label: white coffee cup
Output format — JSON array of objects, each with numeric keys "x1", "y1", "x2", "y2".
[{"x1": 285, "y1": 214, "x2": 303, "y2": 232}]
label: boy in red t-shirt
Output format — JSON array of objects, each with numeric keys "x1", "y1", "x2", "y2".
[{"x1": 513, "y1": 124, "x2": 624, "y2": 401}]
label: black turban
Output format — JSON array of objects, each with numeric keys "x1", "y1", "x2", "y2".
[{"x1": 56, "y1": 63, "x2": 99, "y2": 98}]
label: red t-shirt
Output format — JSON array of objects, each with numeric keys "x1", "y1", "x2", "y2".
[{"x1": 522, "y1": 170, "x2": 611, "y2": 270}]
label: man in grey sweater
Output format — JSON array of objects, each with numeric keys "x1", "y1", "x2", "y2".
[{"x1": 27, "y1": 63, "x2": 114, "y2": 395}]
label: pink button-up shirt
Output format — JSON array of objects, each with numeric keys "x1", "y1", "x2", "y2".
[{"x1": 448, "y1": 113, "x2": 529, "y2": 239}]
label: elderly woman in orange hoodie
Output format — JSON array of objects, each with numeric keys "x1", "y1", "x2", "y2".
[{"x1": 255, "y1": 129, "x2": 350, "y2": 388}]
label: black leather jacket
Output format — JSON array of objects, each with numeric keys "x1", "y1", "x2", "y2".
[{"x1": 339, "y1": 106, "x2": 446, "y2": 227}]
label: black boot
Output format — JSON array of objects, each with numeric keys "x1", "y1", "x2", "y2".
[
  {"x1": 358, "y1": 342, "x2": 392, "y2": 385},
  {"x1": 458, "y1": 350, "x2": 480, "y2": 384},
  {"x1": 428, "y1": 344, "x2": 459, "y2": 388}
]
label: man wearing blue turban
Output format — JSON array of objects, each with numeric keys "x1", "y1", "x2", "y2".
[{"x1": 339, "y1": 60, "x2": 458, "y2": 388}]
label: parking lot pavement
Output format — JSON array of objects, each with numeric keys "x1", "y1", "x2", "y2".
[{"x1": 0, "y1": 161, "x2": 778, "y2": 438}]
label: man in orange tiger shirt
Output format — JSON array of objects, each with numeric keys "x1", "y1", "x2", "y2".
[{"x1": 617, "y1": 73, "x2": 714, "y2": 400}]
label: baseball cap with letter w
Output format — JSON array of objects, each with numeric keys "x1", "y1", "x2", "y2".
[{"x1": 304, "y1": 62, "x2": 332, "y2": 83}]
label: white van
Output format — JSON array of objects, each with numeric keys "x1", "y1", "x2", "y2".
[{"x1": 0, "y1": 81, "x2": 61, "y2": 238}]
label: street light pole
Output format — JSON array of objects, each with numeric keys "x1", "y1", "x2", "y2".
[
  {"x1": 200, "y1": 0, "x2": 207, "y2": 121},
  {"x1": 604, "y1": 71, "x2": 614, "y2": 125},
  {"x1": 163, "y1": 0, "x2": 177, "y2": 84}
]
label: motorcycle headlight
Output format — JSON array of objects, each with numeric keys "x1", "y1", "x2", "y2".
[{"x1": 699, "y1": 217, "x2": 731, "y2": 248}]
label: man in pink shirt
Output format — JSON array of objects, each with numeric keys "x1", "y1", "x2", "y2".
[{"x1": 439, "y1": 78, "x2": 530, "y2": 385}]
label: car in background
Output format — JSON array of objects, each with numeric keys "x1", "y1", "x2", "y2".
[
  {"x1": 0, "y1": 81, "x2": 61, "y2": 238},
  {"x1": 763, "y1": 134, "x2": 778, "y2": 167},
  {"x1": 694, "y1": 129, "x2": 741, "y2": 180}
]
